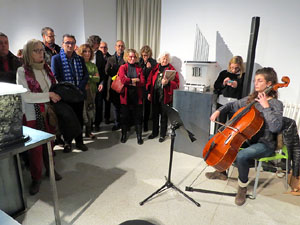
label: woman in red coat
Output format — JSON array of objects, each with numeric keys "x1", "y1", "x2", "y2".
[
  {"x1": 146, "y1": 52, "x2": 179, "y2": 142},
  {"x1": 119, "y1": 49, "x2": 145, "y2": 144}
]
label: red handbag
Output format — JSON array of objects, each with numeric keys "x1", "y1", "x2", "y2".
[{"x1": 111, "y1": 75, "x2": 124, "y2": 93}]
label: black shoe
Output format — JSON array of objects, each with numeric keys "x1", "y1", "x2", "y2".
[
  {"x1": 112, "y1": 124, "x2": 121, "y2": 131},
  {"x1": 63, "y1": 144, "x2": 72, "y2": 153},
  {"x1": 159, "y1": 136, "x2": 165, "y2": 143},
  {"x1": 76, "y1": 143, "x2": 88, "y2": 151},
  {"x1": 29, "y1": 180, "x2": 41, "y2": 195},
  {"x1": 46, "y1": 170, "x2": 63, "y2": 181},
  {"x1": 54, "y1": 136, "x2": 65, "y2": 146},
  {"x1": 121, "y1": 134, "x2": 127, "y2": 143},
  {"x1": 148, "y1": 134, "x2": 158, "y2": 139},
  {"x1": 137, "y1": 136, "x2": 144, "y2": 145}
]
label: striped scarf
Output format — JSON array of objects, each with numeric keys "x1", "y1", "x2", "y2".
[{"x1": 59, "y1": 48, "x2": 83, "y2": 87}]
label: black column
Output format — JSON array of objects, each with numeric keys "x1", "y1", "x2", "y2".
[{"x1": 242, "y1": 17, "x2": 260, "y2": 98}]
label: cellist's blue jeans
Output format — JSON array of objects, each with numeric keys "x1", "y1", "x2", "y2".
[{"x1": 236, "y1": 143, "x2": 274, "y2": 184}]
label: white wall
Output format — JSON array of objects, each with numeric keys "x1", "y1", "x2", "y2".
[
  {"x1": 83, "y1": 0, "x2": 116, "y2": 52},
  {"x1": 0, "y1": 0, "x2": 116, "y2": 56},
  {"x1": 161, "y1": 0, "x2": 300, "y2": 104}
]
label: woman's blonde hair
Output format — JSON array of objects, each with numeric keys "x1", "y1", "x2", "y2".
[
  {"x1": 157, "y1": 52, "x2": 171, "y2": 64},
  {"x1": 22, "y1": 39, "x2": 43, "y2": 66},
  {"x1": 227, "y1": 56, "x2": 245, "y2": 78},
  {"x1": 76, "y1": 44, "x2": 94, "y2": 61},
  {"x1": 123, "y1": 49, "x2": 139, "y2": 63}
]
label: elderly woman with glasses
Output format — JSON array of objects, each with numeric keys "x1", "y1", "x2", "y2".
[
  {"x1": 76, "y1": 44, "x2": 100, "y2": 139},
  {"x1": 146, "y1": 52, "x2": 179, "y2": 143},
  {"x1": 16, "y1": 39, "x2": 62, "y2": 195},
  {"x1": 118, "y1": 49, "x2": 145, "y2": 145},
  {"x1": 139, "y1": 45, "x2": 157, "y2": 132}
]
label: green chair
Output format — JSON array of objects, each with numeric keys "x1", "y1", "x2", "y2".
[{"x1": 252, "y1": 145, "x2": 289, "y2": 199}]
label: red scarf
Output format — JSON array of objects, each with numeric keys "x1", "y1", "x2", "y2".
[
  {"x1": 24, "y1": 63, "x2": 56, "y2": 92},
  {"x1": 23, "y1": 64, "x2": 57, "y2": 131}
]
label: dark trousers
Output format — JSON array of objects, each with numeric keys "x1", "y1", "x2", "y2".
[
  {"x1": 66, "y1": 101, "x2": 84, "y2": 144},
  {"x1": 120, "y1": 104, "x2": 143, "y2": 130},
  {"x1": 236, "y1": 143, "x2": 273, "y2": 183},
  {"x1": 112, "y1": 102, "x2": 121, "y2": 126},
  {"x1": 151, "y1": 103, "x2": 168, "y2": 137},
  {"x1": 110, "y1": 90, "x2": 121, "y2": 126},
  {"x1": 143, "y1": 97, "x2": 151, "y2": 128},
  {"x1": 94, "y1": 90, "x2": 111, "y2": 126}
]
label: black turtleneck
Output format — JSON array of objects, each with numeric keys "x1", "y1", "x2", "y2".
[{"x1": 127, "y1": 63, "x2": 137, "y2": 78}]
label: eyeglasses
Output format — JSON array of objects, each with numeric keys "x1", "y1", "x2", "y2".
[
  {"x1": 64, "y1": 41, "x2": 76, "y2": 46},
  {"x1": 230, "y1": 66, "x2": 240, "y2": 73},
  {"x1": 33, "y1": 48, "x2": 45, "y2": 54}
]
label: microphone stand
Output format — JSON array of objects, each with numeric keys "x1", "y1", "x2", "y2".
[{"x1": 140, "y1": 120, "x2": 200, "y2": 207}]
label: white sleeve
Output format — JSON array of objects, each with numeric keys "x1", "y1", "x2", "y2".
[{"x1": 16, "y1": 67, "x2": 50, "y2": 104}]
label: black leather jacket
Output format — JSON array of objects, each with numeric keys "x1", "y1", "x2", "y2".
[{"x1": 282, "y1": 117, "x2": 300, "y2": 177}]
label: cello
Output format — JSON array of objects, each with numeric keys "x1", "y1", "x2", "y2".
[{"x1": 202, "y1": 76, "x2": 290, "y2": 172}]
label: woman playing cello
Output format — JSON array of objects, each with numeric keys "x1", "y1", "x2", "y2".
[{"x1": 206, "y1": 67, "x2": 283, "y2": 206}]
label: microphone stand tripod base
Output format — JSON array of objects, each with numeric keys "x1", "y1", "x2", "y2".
[{"x1": 139, "y1": 125, "x2": 201, "y2": 207}]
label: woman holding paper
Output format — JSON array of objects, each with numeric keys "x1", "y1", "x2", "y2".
[{"x1": 146, "y1": 52, "x2": 179, "y2": 142}]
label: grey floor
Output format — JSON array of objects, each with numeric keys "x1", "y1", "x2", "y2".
[{"x1": 16, "y1": 124, "x2": 300, "y2": 225}]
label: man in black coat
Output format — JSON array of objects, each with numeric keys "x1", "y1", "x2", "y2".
[
  {"x1": 41, "y1": 27, "x2": 61, "y2": 66},
  {"x1": 105, "y1": 40, "x2": 126, "y2": 131},
  {"x1": 0, "y1": 32, "x2": 21, "y2": 84},
  {"x1": 94, "y1": 41, "x2": 112, "y2": 130}
]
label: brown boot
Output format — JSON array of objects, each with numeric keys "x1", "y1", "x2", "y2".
[
  {"x1": 205, "y1": 170, "x2": 228, "y2": 180},
  {"x1": 235, "y1": 186, "x2": 247, "y2": 206}
]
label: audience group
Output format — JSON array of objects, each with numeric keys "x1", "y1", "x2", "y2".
[{"x1": 0, "y1": 27, "x2": 179, "y2": 195}]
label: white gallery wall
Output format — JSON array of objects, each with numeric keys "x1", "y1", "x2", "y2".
[
  {"x1": 0, "y1": 0, "x2": 116, "y2": 57},
  {"x1": 160, "y1": 0, "x2": 300, "y2": 104},
  {"x1": 83, "y1": 0, "x2": 116, "y2": 51}
]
